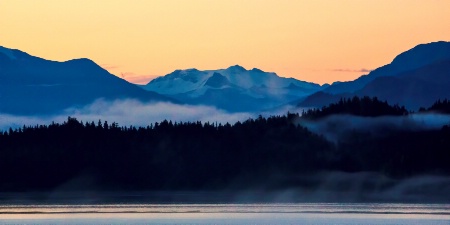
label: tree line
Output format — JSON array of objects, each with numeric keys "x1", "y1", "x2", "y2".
[
  {"x1": 301, "y1": 96, "x2": 409, "y2": 119},
  {"x1": 0, "y1": 97, "x2": 449, "y2": 192}
]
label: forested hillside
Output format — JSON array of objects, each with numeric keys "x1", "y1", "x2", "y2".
[
  {"x1": 0, "y1": 97, "x2": 449, "y2": 192},
  {"x1": 301, "y1": 96, "x2": 409, "y2": 119}
]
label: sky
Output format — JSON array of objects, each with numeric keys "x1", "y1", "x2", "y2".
[{"x1": 1, "y1": 0, "x2": 450, "y2": 85}]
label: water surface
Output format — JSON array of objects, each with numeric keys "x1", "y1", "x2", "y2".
[{"x1": 1, "y1": 203, "x2": 449, "y2": 224}]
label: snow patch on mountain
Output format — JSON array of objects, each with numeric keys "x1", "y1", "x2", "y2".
[
  {"x1": 144, "y1": 65, "x2": 322, "y2": 96},
  {"x1": 141, "y1": 65, "x2": 325, "y2": 112}
]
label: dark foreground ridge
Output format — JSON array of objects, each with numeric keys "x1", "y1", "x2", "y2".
[{"x1": 1, "y1": 97, "x2": 450, "y2": 203}]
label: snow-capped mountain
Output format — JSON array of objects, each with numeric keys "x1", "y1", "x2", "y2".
[{"x1": 143, "y1": 65, "x2": 326, "y2": 112}]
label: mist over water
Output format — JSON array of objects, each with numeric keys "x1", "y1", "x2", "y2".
[
  {"x1": 255, "y1": 172, "x2": 450, "y2": 203},
  {"x1": 1, "y1": 172, "x2": 449, "y2": 205}
]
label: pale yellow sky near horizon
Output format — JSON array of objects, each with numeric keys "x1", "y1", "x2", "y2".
[{"x1": 1, "y1": 0, "x2": 450, "y2": 85}]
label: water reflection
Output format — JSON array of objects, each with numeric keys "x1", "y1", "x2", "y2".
[
  {"x1": 1, "y1": 203, "x2": 449, "y2": 214},
  {"x1": 0, "y1": 203, "x2": 449, "y2": 225}
]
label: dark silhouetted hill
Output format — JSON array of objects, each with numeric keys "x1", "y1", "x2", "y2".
[
  {"x1": 299, "y1": 41, "x2": 450, "y2": 110},
  {"x1": 0, "y1": 46, "x2": 173, "y2": 115},
  {"x1": 301, "y1": 96, "x2": 408, "y2": 119},
  {"x1": 324, "y1": 41, "x2": 450, "y2": 94}
]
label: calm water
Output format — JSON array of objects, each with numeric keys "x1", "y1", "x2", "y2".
[{"x1": 0, "y1": 203, "x2": 449, "y2": 224}]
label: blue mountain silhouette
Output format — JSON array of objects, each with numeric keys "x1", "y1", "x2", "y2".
[
  {"x1": 300, "y1": 41, "x2": 450, "y2": 109},
  {"x1": 0, "y1": 46, "x2": 173, "y2": 115}
]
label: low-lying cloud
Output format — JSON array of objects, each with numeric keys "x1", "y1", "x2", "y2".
[
  {"x1": 2, "y1": 100, "x2": 450, "y2": 143},
  {"x1": 298, "y1": 114, "x2": 450, "y2": 142},
  {"x1": 0, "y1": 99, "x2": 254, "y2": 131}
]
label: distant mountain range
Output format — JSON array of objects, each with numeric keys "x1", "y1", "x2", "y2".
[
  {"x1": 0, "y1": 46, "x2": 172, "y2": 115},
  {"x1": 300, "y1": 41, "x2": 450, "y2": 110},
  {"x1": 1, "y1": 41, "x2": 450, "y2": 115},
  {"x1": 142, "y1": 65, "x2": 327, "y2": 112}
]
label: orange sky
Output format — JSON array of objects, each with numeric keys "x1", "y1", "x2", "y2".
[{"x1": 1, "y1": 0, "x2": 450, "y2": 85}]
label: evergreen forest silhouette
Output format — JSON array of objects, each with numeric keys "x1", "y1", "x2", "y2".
[{"x1": 1, "y1": 97, "x2": 450, "y2": 192}]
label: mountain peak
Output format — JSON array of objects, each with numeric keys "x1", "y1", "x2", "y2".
[
  {"x1": 390, "y1": 41, "x2": 450, "y2": 67},
  {"x1": 168, "y1": 68, "x2": 200, "y2": 75},
  {"x1": 250, "y1": 68, "x2": 264, "y2": 73},
  {"x1": 226, "y1": 65, "x2": 247, "y2": 72},
  {"x1": 65, "y1": 57, "x2": 95, "y2": 64}
]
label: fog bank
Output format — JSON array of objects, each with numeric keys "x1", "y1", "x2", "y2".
[
  {"x1": 298, "y1": 114, "x2": 450, "y2": 142},
  {"x1": 0, "y1": 99, "x2": 255, "y2": 130}
]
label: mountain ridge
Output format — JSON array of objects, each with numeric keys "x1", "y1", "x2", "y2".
[
  {"x1": 0, "y1": 46, "x2": 174, "y2": 115},
  {"x1": 323, "y1": 41, "x2": 450, "y2": 94},
  {"x1": 299, "y1": 41, "x2": 450, "y2": 109},
  {"x1": 143, "y1": 65, "x2": 326, "y2": 112},
  {"x1": 3, "y1": 41, "x2": 450, "y2": 114}
]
